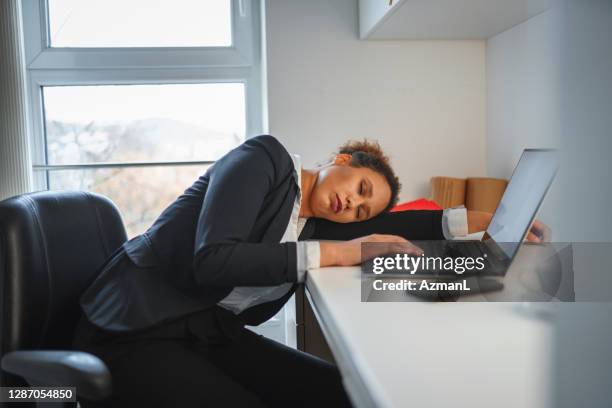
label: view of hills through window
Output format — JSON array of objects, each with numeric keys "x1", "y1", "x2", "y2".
[{"x1": 42, "y1": 83, "x2": 245, "y2": 237}]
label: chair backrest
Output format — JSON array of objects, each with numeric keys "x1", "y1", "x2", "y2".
[{"x1": 0, "y1": 191, "x2": 126, "y2": 357}]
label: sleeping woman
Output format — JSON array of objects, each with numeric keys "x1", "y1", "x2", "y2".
[{"x1": 73, "y1": 134, "x2": 547, "y2": 407}]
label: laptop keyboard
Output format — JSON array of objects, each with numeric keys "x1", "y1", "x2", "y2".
[
  {"x1": 417, "y1": 240, "x2": 484, "y2": 259},
  {"x1": 447, "y1": 241, "x2": 486, "y2": 258}
]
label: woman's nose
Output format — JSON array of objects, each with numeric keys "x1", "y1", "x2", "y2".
[{"x1": 346, "y1": 195, "x2": 364, "y2": 209}]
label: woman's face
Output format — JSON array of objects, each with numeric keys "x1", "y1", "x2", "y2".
[{"x1": 309, "y1": 160, "x2": 392, "y2": 223}]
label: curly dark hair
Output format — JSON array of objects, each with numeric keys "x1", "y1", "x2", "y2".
[{"x1": 336, "y1": 139, "x2": 401, "y2": 213}]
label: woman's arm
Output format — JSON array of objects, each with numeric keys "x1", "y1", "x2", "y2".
[
  {"x1": 192, "y1": 136, "x2": 299, "y2": 287},
  {"x1": 318, "y1": 233, "x2": 423, "y2": 267},
  {"x1": 304, "y1": 210, "x2": 446, "y2": 241},
  {"x1": 306, "y1": 209, "x2": 536, "y2": 241}
]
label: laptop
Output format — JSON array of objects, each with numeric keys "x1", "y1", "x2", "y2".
[{"x1": 365, "y1": 149, "x2": 558, "y2": 285}]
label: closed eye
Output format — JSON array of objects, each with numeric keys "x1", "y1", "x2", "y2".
[{"x1": 357, "y1": 205, "x2": 368, "y2": 220}]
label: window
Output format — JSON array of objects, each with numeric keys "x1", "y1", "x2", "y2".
[
  {"x1": 42, "y1": 83, "x2": 246, "y2": 164},
  {"x1": 47, "y1": 0, "x2": 232, "y2": 47},
  {"x1": 41, "y1": 82, "x2": 244, "y2": 235},
  {"x1": 23, "y1": 0, "x2": 264, "y2": 238}
]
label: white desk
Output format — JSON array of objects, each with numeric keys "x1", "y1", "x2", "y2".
[{"x1": 305, "y1": 248, "x2": 557, "y2": 408}]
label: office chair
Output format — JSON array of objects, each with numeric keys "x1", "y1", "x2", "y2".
[{"x1": 0, "y1": 191, "x2": 127, "y2": 407}]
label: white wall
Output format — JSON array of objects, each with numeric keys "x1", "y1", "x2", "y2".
[
  {"x1": 265, "y1": 0, "x2": 486, "y2": 201},
  {"x1": 486, "y1": 9, "x2": 561, "y2": 230},
  {"x1": 486, "y1": 9, "x2": 560, "y2": 179}
]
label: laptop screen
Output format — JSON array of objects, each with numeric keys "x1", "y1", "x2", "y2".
[{"x1": 485, "y1": 149, "x2": 558, "y2": 260}]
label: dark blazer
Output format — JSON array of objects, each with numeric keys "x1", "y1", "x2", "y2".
[{"x1": 80, "y1": 135, "x2": 445, "y2": 332}]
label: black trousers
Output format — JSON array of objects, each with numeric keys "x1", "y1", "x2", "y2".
[{"x1": 72, "y1": 307, "x2": 352, "y2": 407}]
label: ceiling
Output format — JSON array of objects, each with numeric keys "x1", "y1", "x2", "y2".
[{"x1": 365, "y1": 0, "x2": 556, "y2": 40}]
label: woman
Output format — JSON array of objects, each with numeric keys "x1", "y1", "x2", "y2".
[{"x1": 73, "y1": 135, "x2": 544, "y2": 407}]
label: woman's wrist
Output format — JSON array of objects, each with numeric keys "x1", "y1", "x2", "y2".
[{"x1": 319, "y1": 242, "x2": 339, "y2": 267}]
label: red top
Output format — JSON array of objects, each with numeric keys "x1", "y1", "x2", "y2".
[{"x1": 390, "y1": 198, "x2": 442, "y2": 212}]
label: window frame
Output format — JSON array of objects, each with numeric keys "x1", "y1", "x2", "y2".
[{"x1": 22, "y1": 0, "x2": 264, "y2": 190}]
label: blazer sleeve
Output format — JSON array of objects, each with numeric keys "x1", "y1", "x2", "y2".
[
  {"x1": 192, "y1": 136, "x2": 299, "y2": 287},
  {"x1": 303, "y1": 210, "x2": 446, "y2": 241}
]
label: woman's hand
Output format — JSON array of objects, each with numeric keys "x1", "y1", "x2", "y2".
[
  {"x1": 466, "y1": 210, "x2": 551, "y2": 243},
  {"x1": 319, "y1": 234, "x2": 423, "y2": 267},
  {"x1": 526, "y1": 219, "x2": 551, "y2": 243}
]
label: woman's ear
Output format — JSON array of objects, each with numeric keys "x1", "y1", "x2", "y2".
[{"x1": 333, "y1": 153, "x2": 352, "y2": 166}]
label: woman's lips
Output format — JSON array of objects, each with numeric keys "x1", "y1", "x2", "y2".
[
  {"x1": 334, "y1": 194, "x2": 342, "y2": 214},
  {"x1": 331, "y1": 195, "x2": 337, "y2": 213}
]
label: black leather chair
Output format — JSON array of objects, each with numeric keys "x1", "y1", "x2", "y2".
[{"x1": 0, "y1": 191, "x2": 127, "y2": 407}]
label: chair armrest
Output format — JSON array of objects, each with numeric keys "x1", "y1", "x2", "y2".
[{"x1": 1, "y1": 350, "x2": 112, "y2": 401}]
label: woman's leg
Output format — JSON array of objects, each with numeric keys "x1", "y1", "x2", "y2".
[
  {"x1": 203, "y1": 328, "x2": 353, "y2": 408},
  {"x1": 72, "y1": 315, "x2": 267, "y2": 408},
  {"x1": 78, "y1": 338, "x2": 267, "y2": 408},
  {"x1": 73, "y1": 311, "x2": 351, "y2": 407}
]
